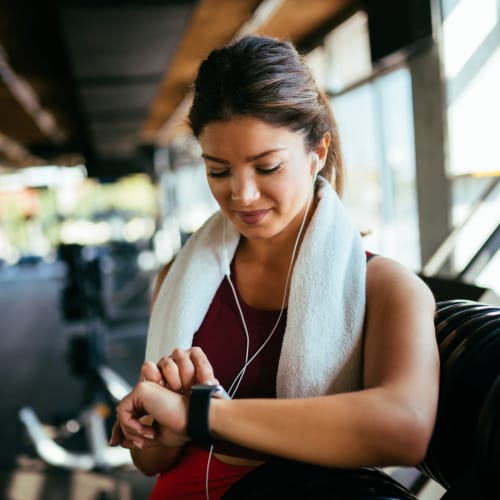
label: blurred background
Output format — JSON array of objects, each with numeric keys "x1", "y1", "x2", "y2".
[{"x1": 0, "y1": 0, "x2": 498, "y2": 499}]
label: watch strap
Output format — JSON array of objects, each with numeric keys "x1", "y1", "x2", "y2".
[{"x1": 187, "y1": 384, "x2": 220, "y2": 444}]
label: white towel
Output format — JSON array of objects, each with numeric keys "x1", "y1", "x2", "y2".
[{"x1": 146, "y1": 177, "x2": 366, "y2": 398}]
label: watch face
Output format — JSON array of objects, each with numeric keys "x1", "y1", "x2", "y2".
[
  {"x1": 192, "y1": 384, "x2": 231, "y2": 400},
  {"x1": 212, "y1": 385, "x2": 231, "y2": 400}
]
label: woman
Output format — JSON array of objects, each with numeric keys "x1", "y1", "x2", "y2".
[{"x1": 110, "y1": 35, "x2": 439, "y2": 499}]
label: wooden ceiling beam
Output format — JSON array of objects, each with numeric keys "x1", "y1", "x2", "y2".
[
  {"x1": 0, "y1": 47, "x2": 66, "y2": 145},
  {"x1": 0, "y1": 131, "x2": 45, "y2": 168},
  {"x1": 142, "y1": 0, "x2": 262, "y2": 141},
  {"x1": 143, "y1": 0, "x2": 358, "y2": 146},
  {"x1": 0, "y1": 2, "x2": 91, "y2": 165},
  {"x1": 257, "y1": 0, "x2": 354, "y2": 41}
]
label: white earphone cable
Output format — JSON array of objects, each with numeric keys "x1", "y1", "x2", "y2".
[
  {"x1": 205, "y1": 159, "x2": 318, "y2": 500},
  {"x1": 205, "y1": 444, "x2": 215, "y2": 500},
  {"x1": 227, "y1": 180, "x2": 314, "y2": 396}
]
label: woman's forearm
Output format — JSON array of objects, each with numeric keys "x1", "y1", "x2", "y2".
[
  {"x1": 131, "y1": 445, "x2": 182, "y2": 476},
  {"x1": 210, "y1": 388, "x2": 432, "y2": 468},
  {"x1": 129, "y1": 414, "x2": 182, "y2": 476}
]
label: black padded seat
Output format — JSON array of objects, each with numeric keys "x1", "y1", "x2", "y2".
[
  {"x1": 223, "y1": 460, "x2": 418, "y2": 499},
  {"x1": 222, "y1": 299, "x2": 500, "y2": 499},
  {"x1": 435, "y1": 304, "x2": 499, "y2": 344},
  {"x1": 420, "y1": 300, "x2": 500, "y2": 499}
]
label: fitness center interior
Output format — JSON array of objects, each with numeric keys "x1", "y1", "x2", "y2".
[{"x1": 0, "y1": 1, "x2": 499, "y2": 499}]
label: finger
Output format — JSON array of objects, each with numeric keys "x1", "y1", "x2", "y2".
[
  {"x1": 117, "y1": 419, "x2": 155, "y2": 446},
  {"x1": 157, "y1": 356, "x2": 183, "y2": 392},
  {"x1": 170, "y1": 348, "x2": 196, "y2": 392},
  {"x1": 110, "y1": 419, "x2": 145, "y2": 449},
  {"x1": 121, "y1": 436, "x2": 157, "y2": 450},
  {"x1": 189, "y1": 346, "x2": 217, "y2": 385},
  {"x1": 109, "y1": 420, "x2": 124, "y2": 446},
  {"x1": 119, "y1": 435, "x2": 145, "y2": 449},
  {"x1": 141, "y1": 360, "x2": 165, "y2": 386},
  {"x1": 119, "y1": 438, "x2": 136, "y2": 449},
  {"x1": 115, "y1": 406, "x2": 155, "y2": 439},
  {"x1": 115, "y1": 387, "x2": 156, "y2": 440}
]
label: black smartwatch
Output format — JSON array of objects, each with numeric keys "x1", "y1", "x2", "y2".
[{"x1": 187, "y1": 384, "x2": 230, "y2": 444}]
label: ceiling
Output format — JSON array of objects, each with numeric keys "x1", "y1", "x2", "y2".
[{"x1": 0, "y1": 0, "x2": 358, "y2": 179}]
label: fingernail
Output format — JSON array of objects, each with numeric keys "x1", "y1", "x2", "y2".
[
  {"x1": 143, "y1": 432, "x2": 154, "y2": 440},
  {"x1": 132, "y1": 440, "x2": 143, "y2": 449}
]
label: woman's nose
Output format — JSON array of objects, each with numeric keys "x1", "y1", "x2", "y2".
[{"x1": 231, "y1": 175, "x2": 260, "y2": 204}]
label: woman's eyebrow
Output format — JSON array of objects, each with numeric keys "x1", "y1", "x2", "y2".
[
  {"x1": 201, "y1": 147, "x2": 287, "y2": 164},
  {"x1": 246, "y1": 147, "x2": 287, "y2": 161},
  {"x1": 201, "y1": 153, "x2": 228, "y2": 164}
]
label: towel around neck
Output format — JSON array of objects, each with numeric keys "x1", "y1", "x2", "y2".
[{"x1": 146, "y1": 177, "x2": 367, "y2": 398}]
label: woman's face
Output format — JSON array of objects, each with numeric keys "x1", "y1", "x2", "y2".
[{"x1": 199, "y1": 116, "x2": 317, "y2": 241}]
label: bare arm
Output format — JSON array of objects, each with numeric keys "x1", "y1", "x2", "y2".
[
  {"x1": 115, "y1": 257, "x2": 439, "y2": 469},
  {"x1": 207, "y1": 257, "x2": 439, "y2": 467},
  {"x1": 129, "y1": 416, "x2": 182, "y2": 476},
  {"x1": 150, "y1": 259, "x2": 174, "y2": 308},
  {"x1": 129, "y1": 260, "x2": 181, "y2": 476}
]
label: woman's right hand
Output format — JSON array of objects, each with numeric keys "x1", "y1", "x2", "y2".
[
  {"x1": 111, "y1": 380, "x2": 191, "y2": 450},
  {"x1": 142, "y1": 346, "x2": 218, "y2": 395},
  {"x1": 111, "y1": 347, "x2": 217, "y2": 453}
]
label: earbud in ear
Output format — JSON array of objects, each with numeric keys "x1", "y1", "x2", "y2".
[{"x1": 312, "y1": 153, "x2": 320, "y2": 181}]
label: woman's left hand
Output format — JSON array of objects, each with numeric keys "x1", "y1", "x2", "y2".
[
  {"x1": 110, "y1": 381, "x2": 190, "y2": 450},
  {"x1": 155, "y1": 346, "x2": 218, "y2": 395}
]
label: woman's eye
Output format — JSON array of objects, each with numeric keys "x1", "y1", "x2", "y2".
[
  {"x1": 207, "y1": 169, "x2": 230, "y2": 178},
  {"x1": 257, "y1": 163, "x2": 282, "y2": 175}
]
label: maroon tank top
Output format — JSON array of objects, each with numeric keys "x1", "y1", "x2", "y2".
[
  {"x1": 192, "y1": 260, "x2": 287, "y2": 459},
  {"x1": 191, "y1": 251, "x2": 373, "y2": 459},
  {"x1": 192, "y1": 261, "x2": 287, "y2": 399}
]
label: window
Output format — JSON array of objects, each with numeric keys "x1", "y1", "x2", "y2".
[
  {"x1": 332, "y1": 67, "x2": 420, "y2": 269},
  {"x1": 440, "y1": 0, "x2": 500, "y2": 293}
]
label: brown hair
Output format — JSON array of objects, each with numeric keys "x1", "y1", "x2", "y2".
[{"x1": 188, "y1": 35, "x2": 344, "y2": 195}]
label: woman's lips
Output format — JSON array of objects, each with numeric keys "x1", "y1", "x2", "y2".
[{"x1": 236, "y1": 209, "x2": 270, "y2": 224}]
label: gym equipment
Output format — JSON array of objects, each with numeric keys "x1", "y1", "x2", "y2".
[
  {"x1": 19, "y1": 243, "x2": 134, "y2": 471},
  {"x1": 224, "y1": 299, "x2": 500, "y2": 499},
  {"x1": 419, "y1": 299, "x2": 500, "y2": 499}
]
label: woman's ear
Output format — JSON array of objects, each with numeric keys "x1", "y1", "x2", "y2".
[
  {"x1": 316, "y1": 132, "x2": 331, "y2": 165},
  {"x1": 311, "y1": 152, "x2": 320, "y2": 180}
]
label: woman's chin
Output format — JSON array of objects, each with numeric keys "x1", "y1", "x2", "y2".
[{"x1": 234, "y1": 222, "x2": 277, "y2": 240}]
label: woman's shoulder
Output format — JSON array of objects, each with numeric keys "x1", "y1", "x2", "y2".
[
  {"x1": 365, "y1": 254, "x2": 435, "y2": 308},
  {"x1": 151, "y1": 259, "x2": 175, "y2": 306}
]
